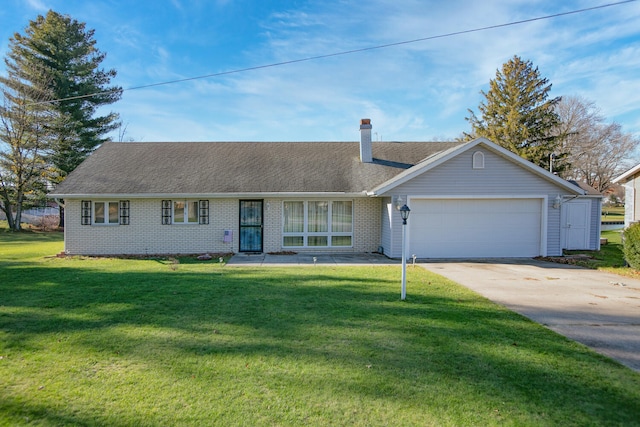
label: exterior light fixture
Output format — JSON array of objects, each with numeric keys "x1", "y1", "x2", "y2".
[
  {"x1": 553, "y1": 195, "x2": 562, "y2": 209},
  {"x1": 400, "y1": 204, "x2": 410, "y2": 224},
  {"x1": 400, "y1": 204, "x2": 411, "y2": 300},
  {"x1": 394, "y1": 195, "x2": 405, "y2": 211}
]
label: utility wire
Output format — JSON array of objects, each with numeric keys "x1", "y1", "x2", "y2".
[{"x1": 34, "y1": 0, "x2": 637, "y2": 105}]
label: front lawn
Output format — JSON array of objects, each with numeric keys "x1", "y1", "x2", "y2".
[
  {"x1": 601, "y1": 205, "x2": 624, "y2": 222},
  {"x1": 562, "y1": 229, "x2": 640, "y2": 278},
  {"x1": 1, "y1": 232, "x2": 639, "y2": 426}
]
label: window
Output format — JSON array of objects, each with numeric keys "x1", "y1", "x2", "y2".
[
  {"x1": 82, "y1": 200, "x2": 129, "y2": 225},
  {"x1": 174, "y1": 200, "x2": 199, "y2": 224},
  {"x1": 283, "y1": 201, "x2": 304, "y2": 233},
  {"x1": 162, "y1": 200, "x2": 209, "y2": 224},
  {"x1": 283, "y1": 200, "x2": 353, "y2": 247},
  {"x1": 94, "y1": 201, "x2": 119, "y2": 225},
  {"x1": 331, "y1": 201, "x2": 353, "y2": 246},
  {"x1": 473, "y1": 151, "x2": 485, "y2": 169}
]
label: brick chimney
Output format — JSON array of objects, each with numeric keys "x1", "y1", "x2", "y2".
[{"x1": 359, "y1": 118, "x2": 373, "y2": 163}]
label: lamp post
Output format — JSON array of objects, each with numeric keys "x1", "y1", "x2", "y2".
[{"x1": 400, "y1": 204, "x2": 411, "y2": 300}]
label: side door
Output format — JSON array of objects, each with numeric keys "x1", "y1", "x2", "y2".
[{"x1": 562, "y1": 200, "x2": 590, "y2": 250}]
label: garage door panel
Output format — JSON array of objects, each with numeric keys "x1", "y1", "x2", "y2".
[{"x1": 409, "y1": 199, "x2": 542, "y2": 258}]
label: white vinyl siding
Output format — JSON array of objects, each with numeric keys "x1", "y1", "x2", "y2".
[{"x1": 388, "y1": 148, "x2": 567, "y2": 257}]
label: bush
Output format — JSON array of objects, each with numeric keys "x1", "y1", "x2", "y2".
[
  {"x1": 35, "y1": 215, "x2": 60, "y2": 231},
  {"x1": 622, "y1": 222, "x2": 640, "y2": 269}
]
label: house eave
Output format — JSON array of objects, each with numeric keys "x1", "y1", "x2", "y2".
[
  {"x1": 613, "y1": 163, "x2": 640, "y2": 184},
  {"x1": 48, "y1": 191, "x2": 369, "y2": 199}
]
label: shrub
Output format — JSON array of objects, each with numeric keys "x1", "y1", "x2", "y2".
[
  {"x1": 35, "y1": 215, "x2": 61, "y2": 231},
  {"x1": 622, "y1": 222, "x2": 640, "y2": 269}
]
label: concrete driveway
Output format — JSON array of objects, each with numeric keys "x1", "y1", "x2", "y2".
[{"x1": 421, "y1": 258, "x2": 640, "y2": 372}]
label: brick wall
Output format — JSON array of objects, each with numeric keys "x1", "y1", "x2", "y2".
[{"x1": 64, "y1": 197, "x2": 382, "y2": 255}]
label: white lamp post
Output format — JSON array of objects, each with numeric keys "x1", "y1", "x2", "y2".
[{"x1": 400, "y1": 204, "x2": 411, "y2": 300}]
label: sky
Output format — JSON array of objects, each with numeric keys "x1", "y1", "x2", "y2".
[{"x1": 1, "y1": 0, "x2": 639, "y2": 145}]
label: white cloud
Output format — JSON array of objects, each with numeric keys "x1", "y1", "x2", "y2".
[
  {"x1": 25, "y1": 0, "x2": 48, "y2": 12},
  {"x1": 94, "y1": 0, "x2": 640, "y2": 141}
]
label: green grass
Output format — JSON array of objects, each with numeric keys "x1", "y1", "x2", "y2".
[
  {"x1": 1, "y1": 232, "x2": 640, "y2": 426},
  {"x1": 564, "y1": 229, "x2": 640, "y2": 277},
  {"x1": 601, "y1": 206, "x2": 624, "y2": 222}
]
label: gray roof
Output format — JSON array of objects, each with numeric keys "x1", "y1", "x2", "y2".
[
  {"x1": 568, "y1": 180, "x2": 601, "y2": 196},
  {"x1": 50, "y1": 141, "x2": 464, "y2": 197}
]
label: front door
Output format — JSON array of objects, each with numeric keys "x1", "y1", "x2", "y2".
[{"x1": 240, "y1": 200, "x2": 263, "y2": 252}]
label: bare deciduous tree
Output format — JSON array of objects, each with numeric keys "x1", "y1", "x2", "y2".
[
  {"x1": 0, "y1": 88, "x2": 51, "y2": 230},
  {"x1": 555, "y1": 95, "x2": 639, "y2": 192}
]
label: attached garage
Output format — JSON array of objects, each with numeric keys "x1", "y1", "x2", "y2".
[
  {"x1": 371, "y1": 138, "x2": 599, "y2": 259},
  {"x1": 408, "y1": 198, "x2": 544, "y2": 258}
]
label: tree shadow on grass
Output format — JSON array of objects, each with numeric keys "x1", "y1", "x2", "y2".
[{"x1": 2, "y1": 260, "x2": 640, "y2": 425}]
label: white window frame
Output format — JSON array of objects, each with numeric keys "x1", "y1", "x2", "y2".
[
  {"x1": 472, "y1": 151, "x2": 485, "y2": 169},
  {"x1": 172, "y1": 200, "x2": 199, "y2": 224},
  {"x1": 282, "y1": 200, "x2": 353, "y2": 248},
  {"x1": 93, "y1": 201, "x2": 119, "y2": 225}
]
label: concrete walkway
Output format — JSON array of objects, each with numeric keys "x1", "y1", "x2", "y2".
[
  {"x1": 420, "y1": 258, "x2": 640, "y2": 372},
  {"x1": 227, "y1": 252, "x2": 398, "y2": 266}
]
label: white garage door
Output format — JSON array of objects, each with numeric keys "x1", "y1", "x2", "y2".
[{"x1": 409, "y1": 198, "x2": 543, "y2": 258}]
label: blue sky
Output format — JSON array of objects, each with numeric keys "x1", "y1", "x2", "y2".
[{"x1": 1, "y1": 0, "x2": 639, "y2": 144}]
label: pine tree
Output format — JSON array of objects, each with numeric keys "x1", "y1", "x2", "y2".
[
  {"x1": 465, "y1": 55, "x2": 565, "y2": 172},
  {"x1": 0, "y1": 10, "x2": 122, "y2": 229}
]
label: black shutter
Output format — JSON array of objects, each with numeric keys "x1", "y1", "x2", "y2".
[
  {"x1": 162, "y1": 200, "x2": 172, "y2": 224},
  {"x1": 119, "y1": 200, "x2": 130, "y2": 225},
  {"x1": 81, "y1": 201, "x2": 92, "y2": 225},
  {"x1": 199, "y1": 200, "x2": 209, "y2": 225}
]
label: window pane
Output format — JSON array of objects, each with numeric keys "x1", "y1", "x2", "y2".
[
  {"x1": 283, "y1": 236, "x2": 303, "y2": 247},
  {"x1": 283, "y1": 202, "x2": 304, "y2": 233},
  {"x1": 241, "y1": 201, "x2": 262, "y2": 226},
  {"x1": 108, "y1": 202, "x2": 119, "y2": 224},
  {"x1": 332, "y1": 201, "x2": 352, "y2": 232},
  {"x1": 332, "y1": 236, "x2": 352, "y2": 246},
  {"x1": 308, "y1": 236, "x2": 327, "y2": 246},
  {"x1": 308, "y1": 201, "x2": 328, "y2": 232},
  {"x1": 94, "y1": 202, "x2": 105, "y2": 223},
  {"x1": 174, "y1": 201, "x2": 185, "y2": 223},
  {"x1": 188, "y1": 201, "x2": 199, "y2": 223}
]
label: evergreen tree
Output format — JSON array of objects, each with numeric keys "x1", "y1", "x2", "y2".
[
  {"x1": 0, "y1": 10, "x2": 122, "y2": 229},
  {"x1": 465, "y1": 55, "x2": 565, "y2": 172}
]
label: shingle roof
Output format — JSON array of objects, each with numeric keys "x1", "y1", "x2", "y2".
[
  {"x1": 568, "y1": 180, "x2": 601, "y2": 196},
  {"x1": 50, "y1": 141, "x2": 464, "y2": 197}
]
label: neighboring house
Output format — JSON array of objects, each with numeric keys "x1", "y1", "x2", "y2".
[
  {"x1": 49, "y1": 119, "x2": 601, "y2": 258},
  {"x1": 613, "y1": 163, "x2": 640, "y2": 227}
]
